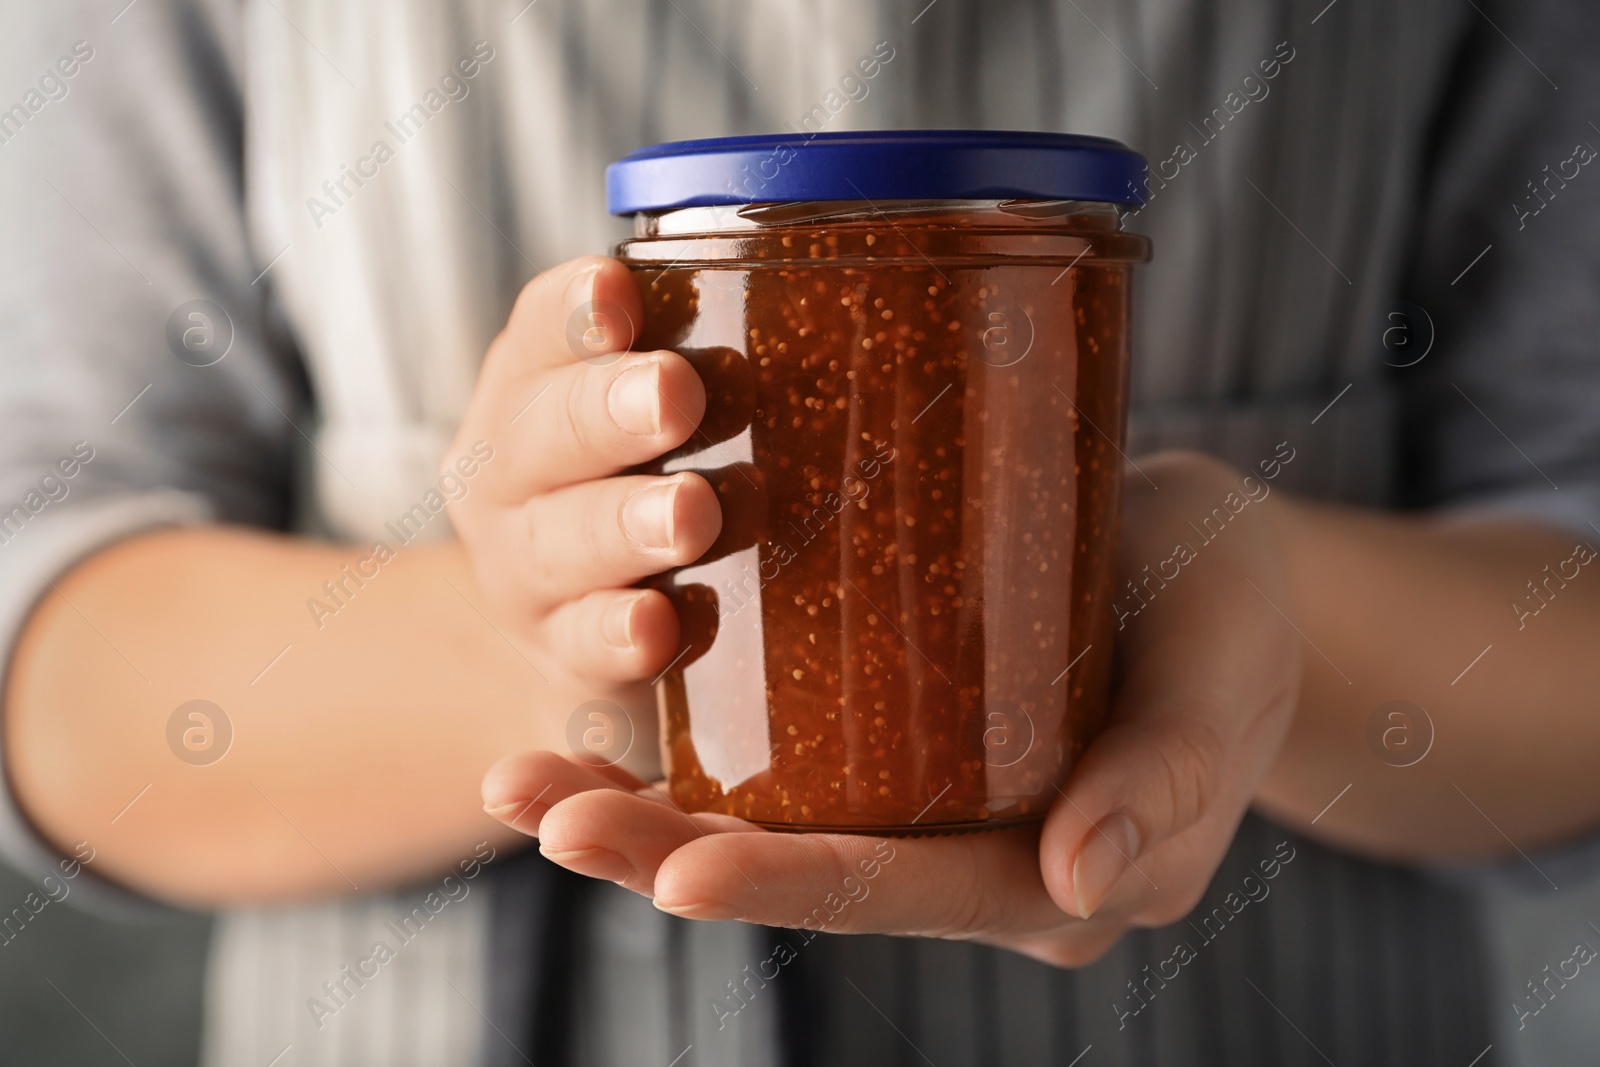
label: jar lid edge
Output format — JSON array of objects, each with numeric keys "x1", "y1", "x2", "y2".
[{"x1": 606, "y1": 129, "x2": 1149, "y2": 214}]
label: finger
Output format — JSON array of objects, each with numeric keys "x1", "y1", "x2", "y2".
[
  {"x1": 541, "y1": 588, "x2": 683, "y2": 683},
  {"x1": 481, "y1": 750, "x2": 650, "y2": 836},
  {"x1": 540, "y1": 784, "x2": 1132, "y2": 967},
  {"x1": 486, "y1": 350, "x2": 707, "y2": 500},
  {"x1": 647, "y1": 828, "x2": 1068, "y2": 938},
  {"x1": 1040, "y1": 571, "x2": 1297, "y2": 921},
  {"x1": 518, "y1": 471, "x2": 721, "y2": 607},
  {"x1": 494, "y1": 256, "x2": 643, "y2": 377},
  {"x1": 537, "y1": 786, "x2": 754, "y2": 895}
]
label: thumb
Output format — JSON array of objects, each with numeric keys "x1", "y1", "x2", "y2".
[
  {"x1": 1039, "y1": 452, "x2": 1301, "y2": 921},
  {"x1": 1041, "y1": 711, "x2": 1231, "y2": 920}
]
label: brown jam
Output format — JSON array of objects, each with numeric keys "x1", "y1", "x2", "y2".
[{"x1": 620, "y1": 201, "x2": 1149, "y2": 833}]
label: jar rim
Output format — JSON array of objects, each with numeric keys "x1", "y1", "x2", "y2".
[{"x1": 635, "y1": 198, "x2": 1129, "y2": 237}]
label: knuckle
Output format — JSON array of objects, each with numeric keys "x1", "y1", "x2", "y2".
[
  {"x1": 1150, "y1": 714, "x2": 1226, "y2": 834},
  {"x1": 933, "y1": 880, "x2": 990, "y2": 939},
  {"x1": 784, "y1": 847, "x2": 868, "y2": 932},
  {"x1": 925, "y1": 843, "x2": 1006, "y2": 939},
  {"x1": 591, "y1": 487, "x2": 628, "y2": 567},
  {"x1": 558, "y1": 367, "x2": 600, "y2": 458},
  {"x1": 522, "y1": 498, "x2": 560, "y2": 592},
  {"x1": 534, "y1": 606, "x2": 574, "y2": 663}
]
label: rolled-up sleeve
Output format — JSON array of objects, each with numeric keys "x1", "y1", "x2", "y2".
[
  {"x1": 1401, "y1": 0, "x2": 1600, "y2": 536},
  {"x1": 0, "y1": 0, "x2": 307, "y2": 905}
]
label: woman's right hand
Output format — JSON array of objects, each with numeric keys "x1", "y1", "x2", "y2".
[{"x1": 443, "y1": 256, "x2": 720, "y2": 769}]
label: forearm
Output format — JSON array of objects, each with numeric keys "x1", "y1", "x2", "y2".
[
  {"x1": 1258, "y1": 496, "x2": 1600, "y2": 862},
  {"x1": 3, "y1": 526, "x2": 629, "y2": 905}
]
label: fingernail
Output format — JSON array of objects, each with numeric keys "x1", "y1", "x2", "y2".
[
  {"x1": 602, "y1": 594, "x2": 641, "y2": 650},
  {"x1": 654, "y1": 899, "x2": 744, "y2": 921},
  {"x1": 484, "y1": 798, "x2": 552, "y2": 836},
  {"x1": 1072, "y1": 812, "x2": 1140, "y2": 919},
  {"x1": 608, "y1": 361, "x2": 662, "y2": 435},
  {"x1": 622, "y1": 479, "x2": 678, "y2": 549},
  {"x1": 540, "y1": 845, "x2": 634, "y2": 884},
  {"x1": 483, "y1": 800, "x2": 533, "y2": 822}
]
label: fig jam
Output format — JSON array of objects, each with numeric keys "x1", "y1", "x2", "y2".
[{"x1": 619, "y1": 199, "x2": 1148, "y2": 833}]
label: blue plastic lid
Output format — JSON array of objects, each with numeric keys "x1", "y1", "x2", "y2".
[{"x1": 606, "y1": 129, "x2": 1148, "y2": 215}]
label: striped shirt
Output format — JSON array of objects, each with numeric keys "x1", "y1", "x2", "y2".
[{"x1": 3, "y1": 0, "x2": 1600, "y2": 1064}]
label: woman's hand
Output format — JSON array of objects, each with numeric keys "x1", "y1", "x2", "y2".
[
  {"x1": 482, "y1": 452, "x2": 1303, "y2": 967},
  {"x1": 446, "y1": 256, "x2": 722, "y2": 773},
  {"x1": 4, "y1": 254, "x2": 730, "y2": 901}
]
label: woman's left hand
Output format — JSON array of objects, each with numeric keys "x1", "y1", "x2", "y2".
[{"x1": 481, "y1": 451, "x2": 1303, "y2": 967}]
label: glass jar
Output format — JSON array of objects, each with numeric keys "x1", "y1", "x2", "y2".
[{"x1": 607, "y1": 132, "x2": 1150, "y2": 833}]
